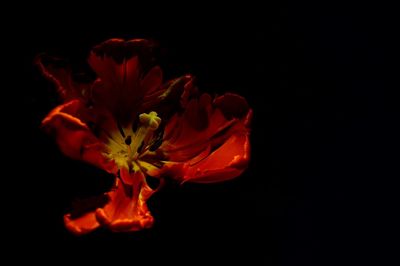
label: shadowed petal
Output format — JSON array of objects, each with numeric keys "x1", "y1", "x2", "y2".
[
  {"x1": 213, "y1": 93, "x2": 250, "y2": 120},
  {"x1": 64, "y1": 175, "x2": 155, "y2": 234},
  {"x1": 139, "y1": 75, "x2": 197, "y2": 118},
  {"x1": 88, "y1": 39, "x2": 160, "y2": 122},
  {"x1": 36, "y1": 54, "x2": 92, "y2": 100},
  {"x1": 140, "y1": 66, "x2": 163, "y2": 95}
]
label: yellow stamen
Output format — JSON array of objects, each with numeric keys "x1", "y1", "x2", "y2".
[{"x1": 130, "y1": 111, "x2": 161, "y2": 159}]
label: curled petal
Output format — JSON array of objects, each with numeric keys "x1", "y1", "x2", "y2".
[
  {"x1": 39, "y1": 38, "x2": 252, "y2": 235},
  {"x1": 160, "y1": 92, "x2": 251, "y2": 162},
  {"x1": 152, "y1": 92, "x2": 252, "y2": 183},
  {"x1": 36, "y1": 54, "x2": 92, "y2": 100},
  {"x1": 151, "y1": 133, "x2": 250, "y2": 183},
  {"x1": 42, "y1": 100, "x2": 116, "y2": 173},
  {"x1": 64, "y1": 174, "x2": 155, "y2": 235},
  {"x1": 213, "y1": 93, "x2": 250, "y2": 120},
  {"x1": 182, "y1": 133, "x2": 250, "y2": 183},
  {"x1": 64, "y1": 212, "x2": 100, "y2": 235}
]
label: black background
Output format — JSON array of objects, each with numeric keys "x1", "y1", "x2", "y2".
[{"x1": 9, "y1": 1, "x2": 397, "y2": 265}]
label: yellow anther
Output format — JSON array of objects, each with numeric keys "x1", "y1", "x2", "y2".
[
  {"x1": 130, "y1": 111, "x2": 161, "y2": 159},
  {"x1": 139, "y1": 111, "x2": 161, "y2": 131}
]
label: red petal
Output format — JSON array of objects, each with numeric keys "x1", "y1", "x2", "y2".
[
  {"x1": 65, "y1": 174, "x2": 155, "y2": 234},
  {"x1": 182, "y1": 133, "x2": 250, "y2": 183},
  {"x1": 64, "y1": 212, "x2": 100, "y2": 235},
  {"x1": 119, "y1": 166, "x2": 133, "y2": 185},
  {"x1": 42, "y1": 100, "x2": 116, "y2": 173},
  {"x1": 153, "y1": 133, "x2": 249, "y2": 183},
  {"x1": 154, "y1": 92, "x2": 251, "y2": 183},
  {"x1": 161, "y1": 93, "x2": 245, "y2": 162},
  {"x1": 96, "y1": 177, "x2": 155, "y2": 232}
]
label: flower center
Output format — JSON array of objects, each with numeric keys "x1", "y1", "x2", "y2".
[{"x1": 104, "y1": 111, "x2": 161, "y2": 175}]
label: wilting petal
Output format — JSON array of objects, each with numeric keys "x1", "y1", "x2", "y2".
[
  {"x1": 160, "y1": 92, "x2": 250, "y2": 161},
  {"x1": 39, "y1": 38, "x2": 252, "y2": 235},
  {"x1": 36, "y1": 54, "x2": 92, "y2": 100},
  {"x1": 42, "y1": 100, "x2": 116, "y2": 173},
  {"x1": 96, "y1": 176, "x2": 154, "y2": 232},
  {"x1": 64, "y1": 175, "x2": 155, "y2": 234},
  {"x1": 151, "y1": 92, "x2": 251, "y2": 183},
  {"x1": 64, "y1": 212, "x2": 100, "y2": 235},
  {"x1": 150, "y1": 133, "x2": 249, "y2": 183}
]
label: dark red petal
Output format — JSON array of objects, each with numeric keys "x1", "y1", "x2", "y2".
[
  {"x1": 88, "y1": 54, "x2": 128, "y2": 115},
  {"x1": 88, "y1": 39, "x2": 161, "y2": 121},
  {"x1": 213, "y1": 93, "x2": 250, "y2": 120},
  {"x1": 94, "y1": 55, "x2": 126, "y2": 88},
  {"x1": 91, "y1": 79, "x2": 119, "y2": 115},
  {"x1": 90, "y1": 38, "x2": 155, "y2": 65},
  {"x1": 36, "y1": 54, "x2": 92, "y2": 101},
  {"x1": 42, "y1": 100, "x2": 116, "y2": 173},
  {"x1": 140, "y1": 66, "x2": 163, "y2": 95},
  {"x1": 140, "y1": 75, "x2": 197, "y2": 117}
]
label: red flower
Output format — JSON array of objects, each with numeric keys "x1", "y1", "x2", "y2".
[{"x1": 38, "y1": 39, "x2": 252, "y2": 235}]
